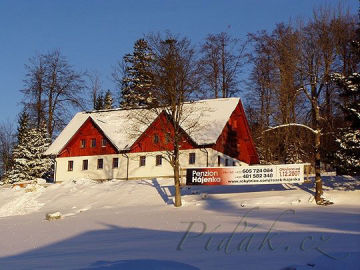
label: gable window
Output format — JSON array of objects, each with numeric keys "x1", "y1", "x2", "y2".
[
  {"x1": 113, "y1": 158, "x2": 119, "y2": 168},
  {"x1": 82, "y1": 160, "x2": 88, "y2": 170},
  {"x1": 80, "y1": 139, "x2": 86, "y2": 148},
  {"x1": 139, "y1": 156, "x2": 146, "y2": 167},
  {"x1": 154, "y1": 134, "x2": 159, "y2": 144},
  {"x1": 156, "y1": 155, "x2": 162, "y2": 166},
  {"x1": 97, "y1": 158, "x2": 103, "y2": 169},
  {"x1": 189, "y1": 153, "x2": 196, "y2": 165},
  {"x1": 68, "y1": 161, "x2": 74, "y2": 171},
  {"x1": 91, "y1": 138, "x2": 96, "y2": 148},
  {"x1": 102, "y1": 138, "x2": 107, "y2": 147},
  {"x1": 218, "y1": 156, "x2": 221, "y2": 166}
]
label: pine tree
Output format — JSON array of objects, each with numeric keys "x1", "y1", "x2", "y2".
[
  {"x1": 121, "y1": 39, "x2": 156, "y2": 108},
  {"x1": 94, "y1": 93, "x2": 104, "y2": 110},
  {"x1": 332, "y1": 72, "x2": 360, "y2": 175},
  {"x1": 6, "y1": 120, "x2": 53, "y2": 183},
  {"x1": 26, "y1": 122, "x2": 53, "y2": 179},
  {"x1": 5, "y1": 112, "x2": 31, "y2": 183},
  {"x1": 17, "y1": 111, "x2": 30, "y2": 145},
  {"x1": 104, "y1": 90, "x2": 113, "y2": 109},
  {"x1": 332, "y1": 28, "x2": 360, "y2": 175}
]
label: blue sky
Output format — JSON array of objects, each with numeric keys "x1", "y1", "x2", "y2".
[{"x1": 0, "y1": 0, "x2": 358, "y2": 124}]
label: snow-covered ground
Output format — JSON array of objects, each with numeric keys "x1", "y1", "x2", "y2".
[{"x1": 0, "y1": 175, "x2": 359, "y2": 270}]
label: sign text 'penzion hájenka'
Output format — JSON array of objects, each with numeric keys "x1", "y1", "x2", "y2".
[{"x1": 186, "y1": 164, "x2": 305, "y2": 185}]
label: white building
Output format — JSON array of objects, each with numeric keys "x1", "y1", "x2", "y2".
[{"x1": 45, "y1": 98, "x2": 259, "y2": 182}]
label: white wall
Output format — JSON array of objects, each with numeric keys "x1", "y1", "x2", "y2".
[{"x1": 55, "y1": 148, "x2": 246, "y2": 182}]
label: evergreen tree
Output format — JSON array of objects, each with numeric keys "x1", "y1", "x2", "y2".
[
  {"x1": 94, "y1": 93, "x2": 104, "y2": 110},
  {"x1": 121, "y1": 39, "x2": 156, "y2": 108},
  {"x1": 26, "y1": 122, "x2": 53, "y2": 179},
  {"x1": 104, "y1": 90, "x2": 113, "y2": 109},
  {"x1": 6, "y1": 120, "x2": 53, "y2": 183},
  {"x1": 17, "y1": 111, "x2": 30, "y2": 145},
  {"x1": 5, "y1": 112, "x2": 31, "y2": 183},
  {"x1": 332, "y1": 28, "x2": 360, "y2": 175},
  {"x1": 332, "y1": 72, "x2": 360, "y2": 175}
]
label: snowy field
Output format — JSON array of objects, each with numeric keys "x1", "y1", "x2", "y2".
[{"x1": 0, "y1": 175, "x2": 359, "y2": 270}]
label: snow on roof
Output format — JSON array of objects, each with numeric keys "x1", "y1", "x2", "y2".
[{"x1": 45, "y1": 98, "x2": 241, "y2": 155}]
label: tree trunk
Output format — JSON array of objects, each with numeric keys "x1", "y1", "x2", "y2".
[
  {"x1": 313, "y1": 102, "x2": 323, "y2": 204},
  {"x1": 173, "y1": 147, "x2": 182, "y2": 207},
  {"x1": 36, "y1": 85, "x2": 43, "y2": 128},
  {"x1": 221, "y1": 38, "x2": 226, "y2": 98},
  {"x1": 48, "y1": 92, "x2": 53, "y2": 139},
  {"x1": 174, "y1": 163, "x2": 182, "y2": 207},
  {"x1": 214, "y1": 69, "x2": 218, "y2": 98}
]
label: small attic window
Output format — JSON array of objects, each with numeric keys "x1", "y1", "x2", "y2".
[
  {"x1": 91, "y1": 138, "x2": 96, "y2": 148},
  {"x1": 80, "y1": 139, "x2": 86, "y2": 148},
  {"x1": 102, "y1": 138, "x2": 107, "y2": 147},
  {"x1": 154, "y1": 134, "x2": 159, "y2": 144}
]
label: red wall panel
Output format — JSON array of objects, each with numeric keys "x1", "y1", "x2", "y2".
[
  {"x1": 130, "y1": 113, "x2": 195, "y2": 153},
  {"x1": 212, "y1": 100, "x2": 259, "y2": 164},
  {"x1": 58, "y1": 117, "x2": 117, "y2": 157},
  {"x1": 57, "y1": 102, "x2": 259, "y2": 165}
]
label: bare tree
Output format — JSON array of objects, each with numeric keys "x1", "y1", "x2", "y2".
[
  {"x1": 246, "y1": 5, "x2": 357, "y2": 204},
  {"x1": 86, "y1": 71, "x2": 103, "y2": 110},
  {"x1": 23, "y1": 54, "x2": 46, "y2": 128},
  {"x1": 0, "y1": 120, "x2": 15, "y2": 178},
  {"x1": 112, "y1": 58, "x2": 126, "y2": 106},
  {"x1": 297, "y1": 7, "x2": 355, "y2": 204},
  {"x1": 129, "y1": 33, "x2": 201, "y2": 207},
  {"x1": 247, "y1": 25, "x2": 308, "y2": 164},
  {"x1": 22, "y1": 49, "x2": 86, "y2": 138},
  {"x1": 199, "y1": 32, "x2": 246, "y2": 98}
]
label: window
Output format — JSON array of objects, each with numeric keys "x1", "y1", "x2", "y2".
[
  {"x1": 113, "y1": 158, "x2": 119, "y2": 168},
  {"x1": 154, "y1": 134, "x2": 159, "y2": 144},
  {"x1": 80, "y1": 139, "x2": 86, "y2": 148},
  {"x1": 156, "y1": 155, "x2": 162, "y2": 166},
  {"x1": 68, "y1": 161, "x2": 74, "y2": 171},
  {"x1": 218, "y1": 156, "x2": 221, "y2": 166},
  {"x1": 232, "y1": 161, "x2": 236, "y2": 166},
  {"x1": 82, "y1": 160, "x2": 88, "y2": 170},
  {"x1": 91, "y1": 138, "x2": 96, "y2": 148},
  {"x1": 189, "y1": 153, "x2": 196, "y2": 165},
  {"x1": 97, "y1": 158, "x2": 103, "y2": 169},
  {"x1": 139, "y1": 156, "x2": 146, "y2": 167},
  {"x1": 225, "y1": 159, "x2": 229, "y2": 166},
  {"x1": 102, "y1": 138, "x2": 107, "y2": 147}
]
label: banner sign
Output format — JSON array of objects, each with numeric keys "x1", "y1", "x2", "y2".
[{"x1": 185, "y1": 164, "x2": 304, "y2": 186}]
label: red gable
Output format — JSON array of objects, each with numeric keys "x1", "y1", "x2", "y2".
[
  {"x1": 212, "y1": 100, "x2": 259, "y2": 164},
  {"x1": 130, "y1": 111, "x2": 196, "y2": 153},
  {"x1": 58, "y1": 117, "x2": 117, "y2": 157},
  {"x1": 56, "y1": 100, "x2": 259, "y2": 165}
]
